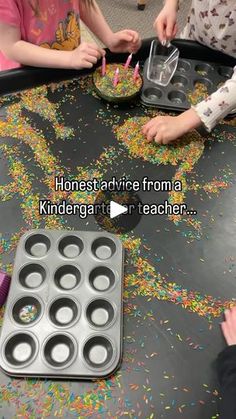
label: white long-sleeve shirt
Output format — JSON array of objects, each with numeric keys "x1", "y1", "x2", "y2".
[{"x1": 180, "y1": 0, "x2": 236, "y2": 131}]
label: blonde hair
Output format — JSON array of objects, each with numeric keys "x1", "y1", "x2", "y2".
[{"x1": 29, "y1": 0, "x2": 94, "y2": 17}]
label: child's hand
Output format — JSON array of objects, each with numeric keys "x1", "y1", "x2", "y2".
[
  {"x1": 142, "y1": 109, "x2": 202, "y2": 145},
  {"x1": 153, "y1": 2, "x2": 178, "y2": 44},
  {"x1": 142, "y1": 115, "x2": 186, "y2": 144},
  {"x1": 70, "y1": 42, "x2": 105, "y2": 69},
  {"x1": 221, "y1": 307, "x2": 236, "y2": 346},
  {"x1": 108, "y1": 30, "x2": 141, "y2": 54}
]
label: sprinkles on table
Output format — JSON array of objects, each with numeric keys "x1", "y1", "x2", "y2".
[{"x1": 0, "y1": 73, "x2": 235, "y2": 418}]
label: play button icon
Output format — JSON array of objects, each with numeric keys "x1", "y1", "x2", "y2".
[
  {"x1": 110, "y1": 201, "x2": 128, "y2": 219},
  {"x1": 94, "y1": 188, "x2": 142, "y2": 234}
]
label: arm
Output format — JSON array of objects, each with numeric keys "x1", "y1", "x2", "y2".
[
  {"x1": 217, "y1": 307, "x2": 236, "y2": 419},
  {"x1": 142, "y1": 68, "x2": 236, "y2": 144},
  {"x1": 0, "y1": 23, "x2": 72, "y2": 68},
  {"x1": 217, "y1": 346, "x2": 236, "y2": 419},
  {"x1": 164, "y1": 0, "x2": 179, "y2": 9},
  {"x1": 79, "y1": 1, "x2": 113, "y2": 48},
  {"x1": 193, "y1": 67, "x2": 236, "y2": 132},
  {"x1": 0, "y1": 22, "x2": 104, "y2": 69},
  {"x1": 80, "y1": 0, "x2": 141, "y2": 53},
  {"x1": 142, "y1": 108, "x2": 201, "y2": 145}
]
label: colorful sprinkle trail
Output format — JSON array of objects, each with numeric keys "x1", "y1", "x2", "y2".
[{"x1": 0, "y1": 73, "x2": 236, "y2": 418}]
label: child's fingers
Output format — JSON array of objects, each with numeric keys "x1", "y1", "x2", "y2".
[
  {"x1": 223, "y1": 307, "x2": 236, "y2": 345},
  {"x1": 87, "y1": 43, "x2": 105, "y2": 57},
  {"x1": 125, "y1": 30, "x2": 139, "y2": 43},
  {"x1": 131, "y1": 32, "x2": 140, "y2": 45},
  {"x1": 230, "y1": 306, "x2": 236, "y2": 316},
  {"x1": 166, "y1": 18, "x2": 176, "y2": 40},
  {"x1": 86, "y1": 48, "x2": 101, "y2": 59},
  {"x1": 221, "y1": 321, "x2": 234, "y2": 346},
  {"x1": 82, "y1": 60, "x2": 94, "y2": 69},
  {"x1": 142, "y1": 124, "x2": 148, "y2": 135},
  {"x1": 146, "y1": 125, "x2": 159, "y2": 142},
  {"x1": 142, "y1": 119, "x2": 156, "y2": 135},
  {"x1": 119, "y1": 30, "x2": 134, "y2": 42},
  {"x1": 155, "y1": 133, "x2": 164, "y2": 145},
  {"x1": 224, "y1": 308, "x2": 233, "y2": 323},
  {"x1": 230, "y1": 307, "x2": 236, "y2": 331},
  {"x1": 155, "y1": 19, "x2": 166, "y2": 44},
  {"x1": 224, "y1": 309, "x2": 236, "y2": 338},
  {"x1": 86, "y1": 54, "x2": 98, "y2": 64},
  {"x1": 123, "y1": 29, "x2": 137, "y2": 38}
]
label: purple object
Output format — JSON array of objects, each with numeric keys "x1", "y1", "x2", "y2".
[{"x1": 0, "y1": 271, "x2": 11, "y2": 306}]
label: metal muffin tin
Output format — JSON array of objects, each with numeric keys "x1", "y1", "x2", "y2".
[
  {"x1": 0, "y1": 230, "x2": 124, "y2": 379},
  {"x1": 141, "y1": 57, "x2": 234, "y2": 111}
]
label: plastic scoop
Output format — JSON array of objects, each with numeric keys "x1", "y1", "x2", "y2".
[{"x1": 146, "y1": 40, "x2": 179, "y2": 87}]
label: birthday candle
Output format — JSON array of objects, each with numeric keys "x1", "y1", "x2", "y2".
[
  {"x1": 102, "y1": 56, "x2": 106, "y2": 76},
  {"x1": 113, "y1": 67, "x2": 119, "y2": 87},
  {"x1": 124, "y1": 53, "x2": 132, "y2": 69},
  {"x1": 133, "y1": 61, "x2": 140, "y2": 80}
]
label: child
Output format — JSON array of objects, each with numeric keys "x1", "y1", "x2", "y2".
[
  {"x1": 0, "y1": 0, "x2": 141, "y2": 71},
  {"x1": 218, "y1": 306, "x2": 236, "y2": 418},
  {"x1": 142, "y1": 0, "x2": 236, "y2": 144}
]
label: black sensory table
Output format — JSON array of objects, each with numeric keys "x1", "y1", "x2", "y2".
[{"x1": 0, "y1": 39, "x2": 236, "y2": 418}]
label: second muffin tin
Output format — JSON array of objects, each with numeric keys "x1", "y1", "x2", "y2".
[
  {"x1": 141, "y1": 57, "x2": 234, "y2": 111},
  {"x1": 0, "y1": 230, "x2": 124, "y2": 379}
]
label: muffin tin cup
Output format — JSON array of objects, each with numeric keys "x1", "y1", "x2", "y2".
[
  {"x1": 43, "y1": 333, "x2": 77, "y2": 370},
  {"x1": 11, "y1": 295, "x2": 43, "y2": 326},
  {"x1": 89, "y1": 266, "x2": 116, "y2": 293},
  {"x1": 54, "y1": 264, "x2": 82, "y2": 291},
  {"x1": 91, "y1": 237, "x2": 117, "y2": 260},
  {"x1": 58, "y1": 235, "x2": 84, "y2": 259},
  {"x1": 25, "y1": 233, "x2": 51, "y2": 258},
  {"x1": 86, "y1": 298, "x2": 116, "y2": 330},
  {"x1": 0, "y1": 230, "x2": 123, "y2": 379},
  {"x1": 218, "y1": 66, "x2": 234, "y2": 78},
  {"x1": 18, "y1": 262, "x2": 47, "y2": 290},
  {"x1": 48, "y1": 296, "x2": 80, "y2": 328},
  {"x1": 141, "y1": 57, "x2": 234, "y2": 111},
  {"x1": 2, "y1": 332, "x2": 39, "y2": 369},
  {"x1": 82, "y1": 335, "x2": 116, "y2": 371}
]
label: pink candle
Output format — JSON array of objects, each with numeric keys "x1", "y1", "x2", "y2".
[
  {"x1": 101, "y1": 56, "x2": 106, "y2": 76},
  {"x1": 124, "y1": 53, "x2": 133, "y2": 69},
  {"x1": 113, "y1": 67, "x2": 119, "y2": 87},
  {"x1": 133, "y1": 61, "x2": 140, "y2": 81}
]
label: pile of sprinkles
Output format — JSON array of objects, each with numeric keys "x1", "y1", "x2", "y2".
[
  {"x1": 115, "y1": 116, "x2": 204, "y2": 166},
  {"x1": 115, "y1": 116, "x2": 206, "y2": 227},
  {"x1": 187, "y1": 82, "x2": 209, "y2": 105},
  {"x1": 0, "y1": 72, "x2": 235, "y2": 418}
]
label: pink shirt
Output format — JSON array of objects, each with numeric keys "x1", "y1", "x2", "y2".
[{"x1": 0, "y1": 0, "x2": 81, "y2": 71}]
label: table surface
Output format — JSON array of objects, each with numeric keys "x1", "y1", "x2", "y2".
[{"x1": 0, "y1": 39, "x2": 236, "y2": 418}]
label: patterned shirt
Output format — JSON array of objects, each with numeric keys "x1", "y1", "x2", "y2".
[
  {"x1": 181, "y1": 0, "x2": 236, "y2": 131},
  {"x1": 0, "y1": 0, "x2": 81, "y2": 71}
]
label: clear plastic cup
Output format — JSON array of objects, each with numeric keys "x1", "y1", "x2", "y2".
[{"x1": 146, "y1": 40, "x2": 179, "y2": 87}]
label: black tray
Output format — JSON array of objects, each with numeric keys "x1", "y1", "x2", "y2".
[{"x1": 1, "y1": 39, "x2": 235, "y2": 97}]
